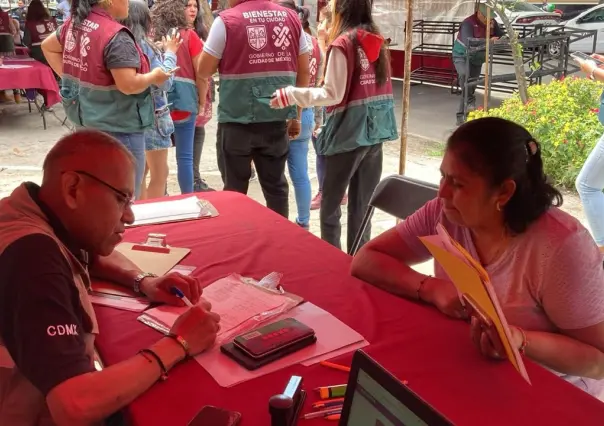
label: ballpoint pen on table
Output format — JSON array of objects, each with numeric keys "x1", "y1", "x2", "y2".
[
  {"x1": 302, "y1": 408, "x2": 342, "y2": 420},
  {"x1": 170, "y1": 286, "x2": 193, "y2": 307}
]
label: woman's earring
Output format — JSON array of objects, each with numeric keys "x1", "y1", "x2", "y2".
[{"x1": 496, "y1": 202, "x2": 502, "y2": 212}]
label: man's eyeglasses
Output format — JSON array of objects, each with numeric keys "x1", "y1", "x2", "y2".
[{"x1": 71, "y1": 170, "x2": 134, "y2": 208}]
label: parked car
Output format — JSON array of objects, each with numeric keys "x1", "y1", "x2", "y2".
[
  {"x1": 497, "y1": 1, "x2": 562, "y2": 26},
  {"x1": 563, "y1": 4, "x2": 604, "y2": 53}
]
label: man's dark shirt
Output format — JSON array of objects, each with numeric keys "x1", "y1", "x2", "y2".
[{"x1": 0, "y1": 183, "x2": 95, "y2": 396}]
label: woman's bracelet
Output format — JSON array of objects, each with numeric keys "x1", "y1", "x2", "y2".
[
  {"x1": 517, "y1": 327, "x2": 528, "y2": 354},
  {"x1": 417, "y1": 275, "x2": 432, "y2": 301}
]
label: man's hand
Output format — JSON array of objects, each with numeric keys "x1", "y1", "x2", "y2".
[
  {"x1": 140, "y1": 272, "x2": 202, "y2": 306},
  {"x1": 171, "y1": 300, "x2": 221, "y2": 355},
  {"x1": 287, "y1": 119, "x2": 301, "y2": 139}
]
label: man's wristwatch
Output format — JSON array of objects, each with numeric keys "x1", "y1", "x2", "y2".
[{"x1": 133, "y1": 272, "x2": 158, "y2": 295}]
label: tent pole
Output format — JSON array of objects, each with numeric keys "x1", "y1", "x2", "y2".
[
  {"x1": 484, "y1": 5, "x2": 491, "y2": 110},
  {"x1": 398, "y1": 0, "x2": 414, "y2": 175}
]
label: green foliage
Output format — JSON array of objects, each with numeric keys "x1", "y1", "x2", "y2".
[{"x1": 468, "y1": 77, "x2": 604, "y2": 188}]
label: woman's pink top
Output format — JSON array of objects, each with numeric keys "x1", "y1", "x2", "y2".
[{"x1": 396, "y1": 198, "x2": 604, "y2": 397}]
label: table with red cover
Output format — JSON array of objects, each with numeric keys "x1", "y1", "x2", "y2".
[
  {"x1": 0, "y1": 59, "x2": 60, "y2": 106},
  {"x1": 94, "y1": 192, "x2": 604, "y2": 426}
]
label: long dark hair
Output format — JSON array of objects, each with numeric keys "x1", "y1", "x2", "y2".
[
  {"x1": 276, "y1": 0, "x2": 310, "y2": 33},
  {"x1": 447, "y1": 117, "x2": 563, "y2": 234},
  {"x1": 192, "y1": 0, "x2": 214, "y2": 41},
  {"x1": 71, "y1": 0, "x2": 98, "y2": 25},
  {"x1": 26, "y1": 0, "x2": 51, "y2": 21},
  {"x1": 329, "y1": 0, "x2": 389, "y2": 85},
  {"x1": 150, "y1": 0, "x2": 188, "y2": 40},
  {"x1": 120, "y1": 0, "x2": 159, "y2": 56}
]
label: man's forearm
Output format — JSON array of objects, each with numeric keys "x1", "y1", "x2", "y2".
[
  {"x1": 47, "y1": 338, "x2": 185, "y2": 425},
  {"x1": 523, "y1": 330, "x2": 604, "y2": 380},
  {"x1": 196, "y1": 77, "x2": 209, "y2": 108},
  {"x1": 90, "y1": 251, "x2": 142, "y2": 289}
]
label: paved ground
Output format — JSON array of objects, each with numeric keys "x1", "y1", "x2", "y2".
[{"x1": 0, "y1": 84, "x2": 588, "y2": 258}]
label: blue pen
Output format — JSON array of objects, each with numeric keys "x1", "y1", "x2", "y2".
[{"x1": 170, "y1": 286, "x2": 193, "y2": 307}]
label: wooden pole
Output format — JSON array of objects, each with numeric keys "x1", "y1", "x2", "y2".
[
  {"x1": 483, "y1": 5, "x2": 491, "y2": 110},
  {"x1": 398, "y1": 0, "x2": 414, "y2": 175}
]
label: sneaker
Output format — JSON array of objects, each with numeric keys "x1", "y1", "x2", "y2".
[
  {"x1": 194, "y1": 178, "x2": 215, "y2": 192},
  {"x1": 310, "y1": 191, "x2": 322, "y2": 210},
  {"x1": 13, "y1": 92, "x2": 22, "y2": 103},
  {"x1": 341, "y1": 193, "x2": 348, "y2": 206},
  {"x1": 295, "y1": 219, "x2": 309, "y2": 230}
]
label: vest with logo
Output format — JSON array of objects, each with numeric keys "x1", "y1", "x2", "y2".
[
  {"x1": 58, "y1": 6, "x2": 153, "y2": 133},
  {"x1": 26, "y1": 18, "x2": 57, "y2": 46},
  {"x1": 0, "y1": 184, "x2": 99, "y2": 426},
  {"x1": 0, "y1": 10, "x2": 13, "y2": 54},
  {"x1": 452, "y1": 14, "x2": 495, "y2": 65},
  {"x1": 168, "y1": 28, "x2": 198, "y2": 115},
  {"x1": 308, "y1": 35, "x2": 321, "y2": 88},
  {"x1": 218, "y1": 0, "x2": 301, "y2": 124},
  {"x1": 317, "y1": 32, "x2": 398, "y2": 156}
]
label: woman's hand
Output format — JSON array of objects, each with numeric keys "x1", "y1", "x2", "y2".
[
  {"x1": 150, "y1": 67, "x2": 171, "y2": 86},
  {"x1": 470, "y1": 316, "x2": 525, "y2": 360},
  {"x1": 421, "y1": 277, "x2": 467, "y2": 320},
  {"x1": 318, "y1": 19, "x2": 328, "y2": 42},
  {"x1": 287, "y1": 119, "x2": 301, "y2": 139},
  {"x1": 579, "y1": 58, "x2": 597, "y2": 76},
  {"x1": 163, "y1": 32, "x2": 183, "y2": 54}
]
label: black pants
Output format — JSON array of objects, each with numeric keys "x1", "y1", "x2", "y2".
[
  {"x1": 320, "y1": 144, "x2": 383, "y2": 252},
  {"x1": 193, "y1": 125, "x2": 205, "y2": 184},
  {"x1": 217, "y1": 121, "x2": 289, "y2": 217},
  {"x1": 453, "y1": 56, "x2": 482, "y2": 122}
]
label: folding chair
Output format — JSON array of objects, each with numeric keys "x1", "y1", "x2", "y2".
[{"x1": 348, "y1": 175, "x2": 439, "y2": 256}]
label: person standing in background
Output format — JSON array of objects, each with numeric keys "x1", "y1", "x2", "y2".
[
  {"x1": 452, "y1": 2, "x2": 503, "y2": 126},
  {"x1": 41, "y1": 0, "x2": 170, "y2": 199},
  {"x1": 57, "y1": 0, "x2": 71, "y2": 21},
  {"x1": 187, "y1": 0, "x2": 215, "y2": 192},
  {"x1": 151, "y1": 0, "x2": 209, "y2": 195},
  {"x1": 575, "y1": 53, "x2": 604, "y2": 253},
  {"x1": 196, "y1": 0, "x2": 310, "y2": 218},
  {"x1": 271, "y1": 0, "x2": 398, "y2": 251},
  {"x1": 123, "y1": 0, "x2": 182, "y2": 200}
]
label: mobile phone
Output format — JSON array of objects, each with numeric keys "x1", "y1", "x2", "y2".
[
  {"x1": 167, "y1": 66, "x2": 181, "y2": 74},
  {"x1": 571, "y1": 51, "x2": 604, "y2": 66},
  {"x1": 187, "y1": 406, "x2": 241, "y2": 426},
  {"x1": 233, "y1": 318, "x2": 315, "y2": 359},
  {"x1": 168, "y1": 27, "x2": 179, "y2": 38}
]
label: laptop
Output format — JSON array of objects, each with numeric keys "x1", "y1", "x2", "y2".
[{"x1": 339, "y1": 350, "x2": 454, "y2": 426}]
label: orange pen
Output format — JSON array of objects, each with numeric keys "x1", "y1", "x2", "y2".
[{"x1": 320, "y1": 361, "x2": 351, "y2": 373}]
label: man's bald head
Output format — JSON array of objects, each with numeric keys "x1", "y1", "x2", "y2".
[{"x1": 42, "y1": 130, "x2": 135, "y2": 183}]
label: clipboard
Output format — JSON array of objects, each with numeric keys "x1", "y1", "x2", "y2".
[
  {"x1": 115, "y1": 233, "x2": 191, "y2": 277},
  {"x1": 420, "y1": 224, "x2": 530, "y2": 384}
]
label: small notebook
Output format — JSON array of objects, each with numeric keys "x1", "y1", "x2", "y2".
[
  {"x1": 115, "y1": 243, "x2": 190, "y2": 277},
  {"x1": 129, "y1": 196, "x2": 218, "y2": 227}
]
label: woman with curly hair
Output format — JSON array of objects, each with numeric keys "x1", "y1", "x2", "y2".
[
  {"x1": 151, "y1": 0, "x2": 209, "y2": 194},
  {"x1": 41, "y1": 0, "x2": 171, "y2": 198}
]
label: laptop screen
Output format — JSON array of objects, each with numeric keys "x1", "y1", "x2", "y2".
[{"x1": 345, "y1": 369, "x2": 429, "y2": 426}]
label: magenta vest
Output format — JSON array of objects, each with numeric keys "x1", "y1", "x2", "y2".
[
  {"x1": 309, "y1": 35, "x2": 321, "y2": 87},
  {"x1": 26, "y1": 18, "x2": 57, "y2": 46},
  {"x1": 59, "y1": 7, "x2": 149, "y2": 86},
  {"x1": 325, "y1": 33, "x2": 393, "y2": 114},
  {"x1": 217, "y1": 0, "x2": 301, "y2": 123},
  {"x1": 0, "y1": 10, "x2": 10, "y2": 34}
]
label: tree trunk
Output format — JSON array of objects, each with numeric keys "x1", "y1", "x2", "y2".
[{"x1": 487, "y1": 2, "x2": 530, "y2": 103}]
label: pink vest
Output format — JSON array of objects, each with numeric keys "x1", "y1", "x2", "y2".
[
  {"x1": 59, "y1": 6, "x2": 149, "y2": 87},
  {"x1": 0, "y1": 10, "x2": 10, "y2": 34},
  {"x1": 26, "y1": 18, "x2": 57, "y2": 46},
  {"x1": 219, "y1": 0, "x2": 301, "y2": 77},
  {"x1": 174, "y1": 28, "x2": 196, "y2": 83},
  {"x1": 309, "y1": 35, "x2": 321, "y2": 87},
  {"x1": 325, "y1": 33, "x2": 393, "y2": 114}
]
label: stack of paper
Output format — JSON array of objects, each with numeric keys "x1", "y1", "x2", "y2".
[
  {"x1": 138, "y1": 274, "x2": 367, "y2": 387},
  {"x1": 89, "y1": 291, "x2": 150, "y2": 312},
  {"x1": 129, "y1": 196, "x2": 218, "y2": 227},
  {"x1": 420, "y1": 224, "x2": 530, "y2": 384}
]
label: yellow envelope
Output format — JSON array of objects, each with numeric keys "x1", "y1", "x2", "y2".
[{"x1": 420, "y1": 225, "x2": 530, "y2": 384}]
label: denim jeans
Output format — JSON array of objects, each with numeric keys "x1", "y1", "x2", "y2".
[
  {"x1": 576, "y1": 132, "x2": 604, "y2": 245},
  {"x1": 287, "y1": 108, "x2": 314, "y2": 227},
  {"x1": 173, "y1": 114, "x2": 196, "y2": 194},
  {"x1": 105, "y1": 131, "x2": 145, "y2": 199}
]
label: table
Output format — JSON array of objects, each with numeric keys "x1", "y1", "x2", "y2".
[
  {"x1": 0, "y1": 59, "x2": 60, "y2": 107},
  {"x1": 94, "y1": 192, "x2": 604, "y2": 426}
]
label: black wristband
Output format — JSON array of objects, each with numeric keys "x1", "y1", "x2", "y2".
[{"x1": 139, "y1": 348, "x2": 168, "y2": 381}]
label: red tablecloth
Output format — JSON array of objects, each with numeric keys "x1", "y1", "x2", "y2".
[
  {"x1": 94, "y1": 192, "x2": 604, "y2": 426},
  {"x1": 0, "y1": 59, "x2": 60, "y2": 106}
]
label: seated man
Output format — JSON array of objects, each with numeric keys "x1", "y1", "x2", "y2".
[{"x1": 0, "y1": 130, "x2": 221, "y2": 425}]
